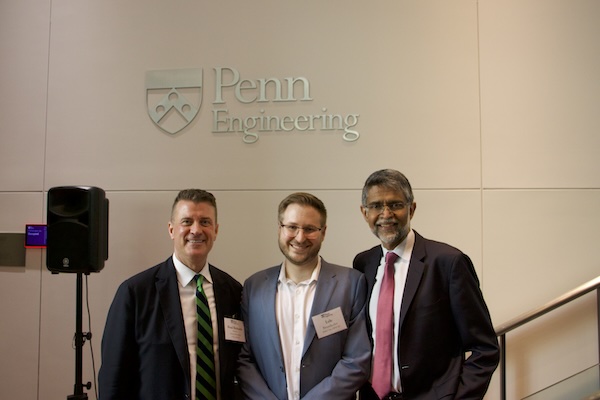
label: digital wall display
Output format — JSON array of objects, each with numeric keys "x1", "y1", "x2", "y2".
[{"x1": 25, "y1": 224, "x2": 47, "y2": 248}]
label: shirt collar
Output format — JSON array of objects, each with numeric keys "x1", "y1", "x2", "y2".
[{"x1": 172, "y1": 254, "x2": 212, "y2": 287}]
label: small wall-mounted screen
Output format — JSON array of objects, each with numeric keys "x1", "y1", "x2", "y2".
[{"x1": 25, "y1": 224, "x2": 47, "y2": 248}]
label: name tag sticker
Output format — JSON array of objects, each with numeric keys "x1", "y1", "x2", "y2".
[
  {"x1": 224, "y1": 318, "x2": 246, "y2": 343},
  {"x1": 312, "y1": 307, "x2": 347, "y2": 339}
]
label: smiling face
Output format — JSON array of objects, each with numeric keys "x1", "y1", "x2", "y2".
[
  {"x1": 278, "y1": 203, "x2": 326, "y2": 269},
  {"x1": 169, "y1": 200, "x2": 219, "y2": 272},
  {"x1": 361, "y1": 185, "x2": 416, "y2": 250}
]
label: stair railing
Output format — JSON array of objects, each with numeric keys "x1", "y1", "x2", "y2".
[{"x1": 494, "y1": 275, "x2": 600, "y2": 400}]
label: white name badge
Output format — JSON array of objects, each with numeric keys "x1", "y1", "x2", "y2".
[
  {"x1": 311, "y1": 307, "x2": 348, "y2": 339},
  {"x1": 224, "y1": 318, "x2": 246, "y2": 343}
]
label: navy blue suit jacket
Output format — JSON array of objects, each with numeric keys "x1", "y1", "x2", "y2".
[
  {"x1": 353, "y1": 231, "x2": 499, "y2": 400},
  {"x1": 98, "y1": 257, "x2": 242, "y2": 400}
]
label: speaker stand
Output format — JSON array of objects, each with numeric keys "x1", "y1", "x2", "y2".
[{"x1": 68, "y1": 272, "x2": 92, "y2": 400}]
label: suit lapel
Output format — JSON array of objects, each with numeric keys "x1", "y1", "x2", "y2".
[
  {"x1": 155, "y1": 259, "x2": 190, "y2": 382},
  {"x1": 209, "y1": 265, "x2": 226, "y2": 342},
  {"x1": 363, "y1": 247, "x2": 383, "y2": 297},
  {"x1": 303, "y1": 261, "x2": 337, "y2": 356},
  {"x1": 261, "y1": 267, "x2": 284, "y2": 362},
  {"x1": 399, "y1": 232, "x2": 425, "y2": 329}
]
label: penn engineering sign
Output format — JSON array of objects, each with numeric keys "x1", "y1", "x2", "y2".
[{"x1": 146, "y1": 67, "x2": 360, "y2": 144}]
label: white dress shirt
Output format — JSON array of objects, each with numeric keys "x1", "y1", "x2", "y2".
[
  {"x1": 172, "y1": 254, "x2": 221, "y2": 400},
  {"x1": 276, "y1": 258, "x2": 321, "y2": 400},
  {"x1": 369, "y1": 229, "x2": 415, "y2": 393}
]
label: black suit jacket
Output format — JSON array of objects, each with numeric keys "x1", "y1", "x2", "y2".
[
  {"x1": 98, "y1": 257, "x2": 242, "y2": 400},
  {"x1": 353, "y1": 231, "x2": 499, "y2": 400}
]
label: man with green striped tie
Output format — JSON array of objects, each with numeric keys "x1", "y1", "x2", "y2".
[{"x1": 99, "y1": 189, "x2": 244, "y2": 400}]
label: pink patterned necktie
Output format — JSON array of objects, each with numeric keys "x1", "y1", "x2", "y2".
[{"x1": 372, "y1": 251, "x2": 399, "y2": 399}]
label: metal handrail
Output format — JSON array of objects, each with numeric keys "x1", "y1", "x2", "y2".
[{"x1": 495, "y1": 275, "x2": 600, "y2": 400}]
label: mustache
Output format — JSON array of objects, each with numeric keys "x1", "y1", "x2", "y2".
[
  {"x1": 376, "y1": 218, "x2": 397, "y2": 224},
  {"x1": 186, "y1": 235, "x2": 205, "y2": 240}
]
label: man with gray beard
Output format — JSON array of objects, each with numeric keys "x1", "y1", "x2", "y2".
[{"x1": 354, "y1": 169, "x2": 499, "y2": 400}]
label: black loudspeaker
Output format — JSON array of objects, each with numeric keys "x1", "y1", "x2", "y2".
[{"x1": 47, "y1": 186, "x2": 109, "y2": 274}]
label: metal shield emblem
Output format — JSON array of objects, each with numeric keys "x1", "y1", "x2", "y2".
[{"x1": 146, "y1": 68, "x2": 202, "y2": 135}]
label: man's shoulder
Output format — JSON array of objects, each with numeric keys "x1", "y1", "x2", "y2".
[
  {"x1": 246, "y1": 264, "x2": 280, "y2": 280},
  {"x1": 111, "y1": 258, "x2": 172, "y2": 301},
  {"x1": 242, "y1": 265, "x2": 280, "y2": 289},
  {"x1": 321, "y1": 259, "x2": 363, "y2": 279},
  {"x1": 121, "y1": 258, "x2": 171, "y2": 285},
  {"x1": 414, "y1": 232, "x2": 475, "y2": 277},
  {"x1": 353, "y1": 245, "x2": 381, "y2": 271},
  {"x1": 209, "y1": 264, "x2": 242, "y2": 290},
  {"x1": 416, "y1": 231, "x2": 465, "y2": 257},
  {"x1": 354, "y1": 244, "x2": 380, "y2": 258}
]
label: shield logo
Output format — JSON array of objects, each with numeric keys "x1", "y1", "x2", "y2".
[{"x1": 146, "y1": 68, "x2": 203, "y2": 135}]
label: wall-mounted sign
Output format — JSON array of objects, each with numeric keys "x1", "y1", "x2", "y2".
[{"x1": 146, "y1": 67, "x2": 360, "y2": 144}]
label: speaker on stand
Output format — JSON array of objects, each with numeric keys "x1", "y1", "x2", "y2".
[{"x1": 46, "y1": 186, "x2": 109, "y2": 400}]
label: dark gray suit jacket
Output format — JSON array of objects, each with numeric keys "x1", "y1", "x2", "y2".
[
  {"x1": 237, "y1": 259, "x2": 371, "y2": 400},
  {"x1": 99, "y1": 257, "x2": 242, "y2": 400},
  {"x1": 354, "y1": 231, "x2": 499, "y2": 400}
]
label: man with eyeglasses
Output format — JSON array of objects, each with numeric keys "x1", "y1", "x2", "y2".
[
  {"x1": 238, "y1": 192, "x2": 371, "y2": 400},
  {"x1": 354, "y1": 170, "x2": 499, "y2": 400}
]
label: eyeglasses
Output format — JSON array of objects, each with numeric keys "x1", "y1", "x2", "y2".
[
  {"x1": 363, "y1": 202, "x2": 408, "y2": 214},
  {"x1": 279, "y1": 224, "x2": 323, "y2": 238}
]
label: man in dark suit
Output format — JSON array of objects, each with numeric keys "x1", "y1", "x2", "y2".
[
  {"x1": 238, "y1": 192, "x2": 371, "y2": 399},
  {"x1": 354, "y1": 170, "x2": 499, "y2": 400},
  {"x1": 99, "y1": 189, "x2": 243, "y2": 400}
]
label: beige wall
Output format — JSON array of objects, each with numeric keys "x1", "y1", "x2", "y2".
[{"x1": 1, "y1": 1, "x2": 599, "y2": 399}]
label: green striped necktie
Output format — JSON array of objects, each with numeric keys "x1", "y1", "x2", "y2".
[{"x1": 195, "y1": 274, "x2": 217, "y2": 400}]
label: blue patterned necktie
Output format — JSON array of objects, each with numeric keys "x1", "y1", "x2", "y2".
[{"x1": 195, "y1": 274, "x2": 217, "y2": 400}]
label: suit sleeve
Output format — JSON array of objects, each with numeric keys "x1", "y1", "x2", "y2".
[
  {"x1": 98, "y1": 282, "x2": 139, "y2": 400},
  {"x1": 302, "y1": 274, "x2": 371, "y2": 400},
  {"x1": 450, "y1": 254, "x2": 500, "y2": 399}
]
